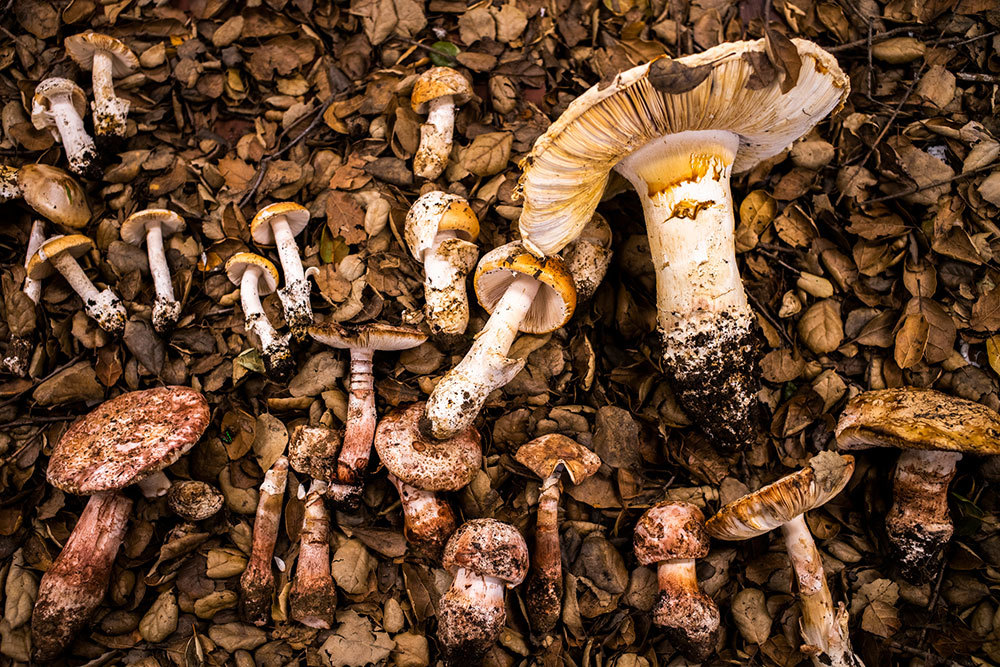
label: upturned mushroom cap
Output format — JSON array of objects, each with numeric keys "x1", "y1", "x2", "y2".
[
  {"x1": 411, "y1": 67, "x2": 473, "y2": 114},
  {"x1": 516, "y1": 38, "x2": 849, "y2": 255},
  {"x1": 836, "y1": 387, "x2": 1000, "y2": 455},
  {"x1": 31, "y1": 78, "x2": 88, "y2": 129},
  {"x1": 18, "y1": 164, "x2": 91, "y2": 229},
  {"x1": 167, "y1": 481, "x2": 224, "y2": 521},
  {"x1": 404, "y1": 191, "x2": 480, "y2": 261},
  {"x1": 226, "y1": 252, "x2": 279, "y2": 295},
  {"x1": 64, "y1": 32, "x2": 139, "y2": 75},
  {"x1": 375, "y1": 403, "x2": 481, "y2": 491},
  {"x1": 26, "y1": 234, "x2": 93, "y2": 280},
  {"x1": 309, "y1": 321, "x2": 427, "y2": 351},
  {"x1": 634, "y1": 501, "x2": 710, "y2": 565},
  {"x1": 515, "y1": 433, "x2": 601, "y2": 484},
  {"x1": 474, "y1": 241, "x2": 577, "y2": 334},
  {"x1": 706, "y1": 452, "x2": 855, "y2": 541},
  {"x1": 250, "y1": 202, "x2": 310, "y2": 245},
  {"x1": 442, "y1": 518, "x2": 529, "y2": 586},
  {"x1": 288, "y1": 424, "x2": 344, "y2": 481},
  {"x1": 47, "y1": 386, "x2": 210, "y2": 495},
  {"x1": 121, "y1": 209, "x2": 185, "y2": 245}
]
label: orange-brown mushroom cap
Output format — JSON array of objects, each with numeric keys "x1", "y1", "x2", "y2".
[
  {"x1": 634, "y1": 501, "x2": 710, "y2": 565},
  {"x1": 64, "y1": 32, "x2": 139, "y2": 76},
  {"x1": 411, "y1": 67, "x2": 473, "y2": 114},
  {"x1": 250, "y1": 202, "x2": 310, "y2": 245},
  {"x1": 225, "y1": 252, "x2": 280, "y2": 295},
  {"x1": 442, "y1": 518, "x2": 529, "y2": 585},
  {"x1": 404, "y1": 191, "x2": 480, "y2": 261},
  {"x1": 515, "y1": 433, "x2": 601, "y2": 484},
  {"x1": 27, "y1": 234, "x2": 94, "y2": 280},
  {"x1": 18, "y1": 164, "x2": 91, "y2": 229}
]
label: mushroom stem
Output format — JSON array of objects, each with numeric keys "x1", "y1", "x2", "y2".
[
  {"x1": 240, "y1": 457, "x2": 288, "y2": 626},
  {"x1": 439, "y1": 568, "x2": 507, "y2": 664},
  {"x1": 423, "y1": 231, "x2": 478, "y2": 335},
  {"x1": 657, "y1": 558, "x2": 697, "y2": 595},
  {"x1": 389, "y1": 474, "x2": 457, "y2": 556},
  {"x1": 49, "y1": 248, "x2": 126, "y2": 335},
  {"x1": 24, "y1": 220, "x2": 45, "y2": 305},
  {"x1": 527, "y1": 471, "x2": 562, "y2": 633},
  {"x1": 31, "y1": 492, "x2": 132, "y2": 661},
  {"x1": 290, "y1": 481, "x2": 337, "y2": 629},
  {"x1": 144, "y1": 221, "x2": 181, "y2": 332},
  {"x1": 0, "y1": 165, "x2": 18, "y2": 201},
  {"x1": 271, "y1": 218, "x2": 305, "y2": 283},
  {"x1": 4, "y1": 221, "x2": 46, "y2": 376},
  {"x1": 240, "y1": 264, "x2": 290, "y2": 377},
  {"x1": 91, "y1": 50, "x2": 118, "y2": 109},
  {"x1": 338, "y1": 347, "x2": 376, "y2": 486},
  {"x1": 415, "y1": 95, "x2": 455, "y2": 180},
  {"x1": 137, "y1": 470, "x2": 171, "y2": 498},
  {"x1": 47, "y1": 95, "x2": 98, "y2": 175},
  {"x1": 270, "y1": 216, "x2": 312, "y2": 337}
]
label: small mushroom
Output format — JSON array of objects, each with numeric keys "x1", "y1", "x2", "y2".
[
  {"x1": 27, "y1": 234, "x2": 126, "y2": 336},
  {"x1": 2, "y1": 220, "x2": 46, "y2": 377},
  {"x1": 31, "y1": 78, "x2": 99, "y2": 178},
  {"x1": 562, "y1": 213, "x2": 613, "y2": 301},
  {"x1": 64, "y1": 32, "x2": 139, "y2": 140},
  {"x1": 634, "y1": 501, "x2": 720, "y2": 661},
  {"x1": 240, "y1": 456, "x2": 288, "y2": 626},
  {"x1": 835, "y1": 387, "x2": 1000, "y2": 580},
  {"x1": 121, "y1": 209, "x2": 186, "y2": 333},
  {"x1": 290, "y1": 480, "x2": 337, "y2": 629},
  {"x1": 706, "y1": 452, "x2": 862, "y2": 667},
  {"x1": 288, "y1": 424, "x2": 358, "y2": 501},
  {"x1": 166, "y1": 481, "x2": 224, "y2": 522},
  {"x1": 438, "y1": 519, "x2": 528, "y2": 665},
  {"x1": 426, "y1": 241, "x2": 576, "y2": 440},
  {"x1": 250, "y1": 202, "x2": 313, "y2": 339},
  {"x1": 411, "y1": 67, "x2": 473, "y2": 180},
  {"x1": 374, "y1": 403, "x2": 481, "y2": 556},
  {"x1": 32, "y1": 387, "x2": 210, "y2": 661},
  {"x1": 225, "y1": 252, "x2": 294, "y2": 382},
  {"x1": 0, "y1": 164, "x2": 90, "y2": 229},
  {"x1": 514, "y1": 434, "x2": 601, "y2": 633}
]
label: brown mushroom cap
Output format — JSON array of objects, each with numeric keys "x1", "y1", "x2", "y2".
[
  {"x1": 26, "y1": 234, "x2": 93, "y2": 280},
  {"x1": 225, "y1": 252, "x2": 279, "y2": 295},
  {"x1": 634, "y1": 501, "x2": 710, "y2": 565},
  {"x1": 442, "y1": 518, "x2": 528, "y2": 586},
  {"x1": 309, "y1": 321, "x2": 427, "y2": 351},
  {"x1": 64, "y1": 32, "x2": 138, "y2": 76},
  {"x1": 167, "y1": 480, "x2": 224, "y2": 521},
  {"x1": 374, "y1": 403, "x2": 481, "y2": 491},
  {"x1": 250, "y1": 202, "x2": 310, "y2": 245},
  {"x1": 288, "y1": 424, "x2": 343, "y2": 481},
  {"x1": 411, "y1": 67, "x2": 473, "y2": 114},
  {"x1": 47, "y1": 386, "x2": 211, "y2": 495},
  {"x1": 706, "y1": 452, "x2": 855, "y2": 541},
  {"x1": 18, "y1": 164, "x2": 91, "y2": 229},
  {"x1": 514, "y1": 433, "x2": 601, "y2": 484},
  {"x1": 31, "y1": 78, "x2": 88, "y2": 127},
  {"x1": 404, "y1": 191, "x2": 480, "y2": 261},
  {"x1": 120, "y1": 209, "x2": 185, "y2": 245},
  {"x1": 835, "y1": 387, "x2": 1000, "y2": 455}
]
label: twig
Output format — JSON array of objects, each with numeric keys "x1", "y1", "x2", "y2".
[
  {"x1": 827, "y1": 26, "x2": 926, "y2": 52},
  {"x1": 1, "y1": 415, "x2": 76, "y2": 428},
  {"x1": 399, "y1": 38, "x2": 459, "y2": 64},
  {"x1": 955, "y1": 72, "x2": 1000, "y2": 83},
  {"x1": 860, "y1": 161, "x2": 999, "y2": 205},
  {"x1": 745, "y1": 289, "x2": 795, "y2": 347}
]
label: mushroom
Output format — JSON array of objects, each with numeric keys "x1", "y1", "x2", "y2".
[
  {"x1": 240, "y1": 456, "x2": 288, "y2": 626},
  {"x1": 308, "y1": 322, "x2": 427, "y2": 501},
  {"x1": 634, "y1": 501, "x2": 720, "y2": 661},
  {"x1": 121, "y1": 209, "x2": 186, "y2": 333},
  {"x1": 438, "y1": 519, "x2": 528, "y2": 664},
  {"x1": 374, "y1": 402, "x2": 481, "y2": 556},
  {"x1": 411, "y1": 67, "x2": 473, "y2": 180},
  {"x1": 562, "y1": 213, "x2": 613, "y2": 301},
  {"x1": 63, "y1": 32, "x2": 139, "y2": 140},
  {"x1": 514, "y1": 434, "x2": 601, "y2": 633},
  {"x1": 166, "y1": 481, "x2": 224, "y2": 522},
  {"x1": 225, "y1": 252, "x2": 294, "y2": 382},
  {"x1": 27, "y1": 234, "x2": 127, "y2": 336},
  {"x1": 250, "y1": 202, "x2": 314, "y2": 339},
  {"x1": 425, "y1": 241, "x2": 576, "y2": 440},
  {"x1": 3, "y1": 220, "x2": 46, "y2": 377},
  {"x1": 31, "y1": 78, "x2": 99, "y2": 178},
  {"x1": 290, "y1": 480, "x2": 337, "y2": 628},
  {"x1": 404, "y1": 191, "x2": 480, "y2": 336},
  {"x1": 706, "y1": 452, "x2": 862, "y2": 667},
  {"x1": 32, "y1": 386, "x2": 210, "y2": 661},
  {"x1": 288, "y1": 424, "x2": 365, "y2": 505},
  {"x1": 0, "y1": 164, "x2": 90, "y2": 229},
  {"x1": 835, "y1": 387, "x2": 1000, "y2": 580},
  {"x1": 517, "y1": 39, "x2": 849, "y2": 448}
]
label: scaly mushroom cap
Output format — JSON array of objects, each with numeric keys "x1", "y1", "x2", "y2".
[
  {"x1": 404, "y1": 191, "x2": 480, "y2": 261},
  {"x1": 120, "y1": 209, "x2": 186, "y2": 245},
  {"x1": 167, "y1": 480, "x2": 224, "y2": 521},
  {"x1": 442, "y1": 518, "x2": 529, "y2": 586},
  {"x1": 288, "y1": 424, "x2": 344, "y2": 482},
  {"x1": 18, "y1": 164, "x2": 91, "y2": 229},
  {"x1": 474, "y1": 241, "x2": 577, "y2": 334},
  {"x1": 47, "y1": 386, "x2": 210, "y2": 495},
  {"x1": 309, "y1": 321, "x2": 427, "y2": 351},
  {"x1": 516, "y1": 38, "x2": 849, "y2": 255},
  {"x1": 836, "y1": 387, "x2": 1000, "y2": 455},
  {"x1": 225, "y1": 252, "x2": 279, "y2": 295},
  {"x1": 64, "y1": 32, "x2": 138, "y2": 75},
  {"x1": 26, "y1": 234, "x2": 93, "y2": 280},
  {"x1": 634, "y1": 501, "x2": 710, "y2": 565},
  {"x1": 374, "y1": 403, "x2": 481, "y2": 491},
  {"x1": 706, "y1": 452, "x2": 854, "y2": 541},
  {"x1": 31, "y1": 78, "x2": 88, "y2": 129},
  {"x1": 250, "y1": 202, "x2": 310, "y2": 245},
  {"x1": 411, "y1": 67, "x2": 473, "y2": 114},
  {"x1": 514, "y1": 433, "x2": 601, "y2": 484}
]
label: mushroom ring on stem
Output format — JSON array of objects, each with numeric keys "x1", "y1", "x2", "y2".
[
  {"x1": 121, "y1": 209, "x2": 186, "y2": 333},
  {"x1": 64, "y1": 32, "x2": 139, "y2": 140},
  {"x1": 32, "y1": 387, "x2": 209, "y2": 661},
  {"x1": 3, "y1": 220, "x2": 46, "y2": 377},
  {"x1": 0, "y1": 164, "x2": 91, "y2": 229},
  {"x1": 516, "y1": 39, "x2": 849, "y2": 448},
  {"x1": 706, "y1": 452, "x2": 863, "y2": 667},
  {"x1": 250, "y1": 202, "x2": 314, "y2": 339},
  {"x1": 290, "y1": 480, "x2": 337, "y2": 629},
  {"x1": 31, "y1": 78, "x2": 99, "y2": 178},
  {"x1": 28, "y1": 234, "x2": 127, "y2": 336},
  {"x1": 225, "y1": 252, "x2": 294, "y2": 382},
  {"x1": 404, "y1": 191, "x2": 480, "y2": 336},
  {"x1": 239, "y1": 456, "x2": 288, "y2": 626},
  {"x1": 425, "y1": 241, "x2": 577, "y2": 440},
  {"x1": 411, "y1": 67, "x2": 473, "y2": 180},
  {"x1": 836, "y1": 387, "x2": 1000, "y2": 582}
]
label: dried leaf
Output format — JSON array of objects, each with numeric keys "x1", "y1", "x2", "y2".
[
  {"x1": 853, "y1": 579, "x2": 901, "y2": 638},
  {"x1": 331, "y1": 539, "x2": 375, "y2": 595},
  {"x1": 320, "y1": 610, "x2": 394, "y2": 667},
  {"x1": 797, "y1": 300, "x2": 844, "y2": 354},
  {"x1": 252, "y1": 413, "x2": 288, "y2": 473},
  {"x1": 648, "y1": 58, "x2": 712, "y2": 94},
  {"x1": 894, "y1": 312, "x2": 929, "y2": 369},
  {"x1": 462, "y1": 132, "x2": 513, "y2": 177}
]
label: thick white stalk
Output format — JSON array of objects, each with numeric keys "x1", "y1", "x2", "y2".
[
  {"x1": 241, "y1": 266, "x2": 279, "y2": 352},
  {"x1": 146, "y1": 222, "x2": 175, "y2": 303},
  {"x1": 91, "y1": 51, "x2": 115, "y2": 108},
  {"x1": 439, "y1": 568, "x2": 508, "y2": 662},
  {"x1": 137, "y1": 470, "x2": 171, "y2": 498},
  {"x1": 423, "y1": 230, "x2": 477, "y2": 335},
  {"x1": 48, "y1": 96, "x2": 97, "y2": 174},
  {"x1": 414, "y1": 95, "x2": 455, "y2": 179},
  {"x1": 49, "y1": 249, "x2": 125, "y2": 334},
  {"x1": 50, "y1": 250, "x2": 101, "y2": 303},
  {"x1": 452, "y1": 569, "x2": 505, "y2": 606},
  {"x1": 24, "y1": 220, "x2": 45, "y2": 304},
  {"x1": 271, "y1": 218, "x2": 304, "y2": 283}
]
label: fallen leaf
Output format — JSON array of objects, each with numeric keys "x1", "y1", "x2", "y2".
[{"x1": 320, "y1": 610, "x2": 394, "y2": 667}]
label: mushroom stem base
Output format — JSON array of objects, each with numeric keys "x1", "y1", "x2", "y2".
[
  {"x1": 47, "y1": 95, "x2": 99, "y2": 178},
  {"x1": 290, "y1": 482, "x2": 336, "y2": 629},
  {"x1": 414, "y1": 95, "x2": 455, "y2": 180},
  {"x1": 438, "y1": 569, "x2": 506, "y2": 666},
  {"x1": 2, "y1": 336, "x2": 34, "y2": 377},
  {"x1": 391, "y1": 475, "x2": 457, "y2": 557},
  {"x1": 278, "y1": 278, "x2": 313, "y2": 341},
  {"x1": 653, "y1": 559, "x2": 721, "y2": 662},
  {"x1": 527, "y1": 475, "x2": 562, "y2": 633},
  {"x1": 240, "y1": 458, "x2": 287, "y2": 626}
]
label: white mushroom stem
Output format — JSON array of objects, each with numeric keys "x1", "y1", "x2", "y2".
[
  {"x1": 240, "y1": 265, "x2": 282, "y2": 354},
  {"x1": 137, "y1": 470, "x2": 171, "y2": 498},
  {"x1": 290, "y1": 481, "x2": 336, "y2": 629},
  {"x1": 390, "y1": 474, "x2": 457, "y2": 555},
  {"x1": 415, "y1": 96, "x2": 456, "y2": 180},
  {"x1": 657, "y1": 558, "x2": 698, "y2": 596},
  {"x1": 451, "y1": 568, "x2": 505, "y2": 607},
  {"x1": 423, "y1": 231, "x2": 479, "y2": 335},
  {"x1": 270, "y1": 217, "x2": 305, "y2": 283},
  {"x1": 49, "y1": 249, "x2": 126, "y2": 334},
  {"x1": 24, "y1": 220, "x2": 46, "y2": 305},
  {"x1": 269, "y1": 216, "x2": 313, "y2": 336},
  {"x1": 45, "y1": 95, "x2": 97, "y2": 172},
  {"x1": 439, "y1": 567, "x2": 508, "y2": 661},
  {"x1": 339, "y1": 347, "x2": 376, "y2": 486},
  {"x1": 144, "y1": 221, "x2": 176, "y2": 308},
  {"x1": 91, "y1": 50, "x2": 119, "y2": 110},
  {"x1": 240, "y1": 457, "x2": 288, "y2": 626}
]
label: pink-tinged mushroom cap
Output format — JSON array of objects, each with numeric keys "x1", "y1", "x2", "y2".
[
  {"x1": 442, "y1": 518, "x2": 529, "y2": 586},
  {"x1": 634, "y1": 501, "x2": 710, "y2": 565}
]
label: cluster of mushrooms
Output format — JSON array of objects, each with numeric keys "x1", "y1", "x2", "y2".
[{"x1": 7, "y1": 30, "x2": 1000, "y2": 667}]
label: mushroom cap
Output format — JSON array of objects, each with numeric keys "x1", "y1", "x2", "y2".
[
  {"x1": 404, "y1": 191, "x2": 480, "y2": 262},
  {"x1": 836, "y1": 387, "x2": 1000, "y2": 455},
  {"x1": 31, "y1": 78, "x2": 88, "y2": 129},
  {"x1": 411, "y1": 67, "x2": 473, "y2": 114},
  {"x1": 64, "y1": 32, "x2": 138, "y2": 76},
  {"x1": 225, "y1": 252, "x2": 279, "y2": 295},
  {"x1": 474, "y1": 241, "x2": 577, "y2": 334},
  {"x1": 166, "y1": 480, "x2": 224, "y2": 521},
  {"x1": 634, "y1": 501, "x2": 710, "y2": 565},
  {"x1": 374, "y1": 403, "x2": 481, "y2": 491},
  {"x1": 250, "y1": 202, "x2": 310, "y2": 245},
  {"x1": 120, "y1": 209, "x2": 186, "y2": 245},
  {"x1": 309, "y1": 321, "x2": 427, "y2": 352},
  {"x1": 706, "y1": 452, "x2": 854, "y2": 541},
  {"x1": 27, "y1": 234, "x2": 93, "y2": 280},
  {"x1": 516, "y1": 38, "x2": 849, "y2": 255},
  {"x1": 514, "y1": 433, "x2": 601, "y2": 484},
  {"x1": 442, "y1": 518, "x2": 528, "y2": 586},
  {"x1": 18, "y1": 164, "x2": 91, "y2": 229},
  {"x1": 47, "y1": 386, "x2": 211, "y2": 495}
]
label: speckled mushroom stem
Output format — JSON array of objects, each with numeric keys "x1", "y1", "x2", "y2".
[
  {"x1": 23, "y1": 220, "x2": 45, "y2": 304},
  {"x1": 423, "y1": 230, "x2": 478, "y2": 335},
  {"x1": 240, "y1": 457, "x2": 287, "y2": 626},
  {"x1": 240, "y1": 264, "x2": 292, "y2": 381},
  {"x1": 654, "y1": 559, "x2": 720, "y2": 661},
  {"x1": 0, "y1": 165, "x2": 18, "y2": 201},
  {"x1": 290, "y1": 481, "x2": 337, "y2": 629},
  {"x1": 389, "y1": 474, "x2": 457, "y2": 557},
  {"x1": 31, "y1": 492, "x2": 133, "y2": 661},
  {"x1": 415, "y1": 96, "x2": 455, "y2": 180},
  {"x1": 46, "y1": 95, "x2": 98, "y2": 176},
  {"x1": 338, "y1": 347, "x2": 376, "y2": 488},
  {"x1": 4, "y1": 221, "x2": 46, "y2": 376},
  {"x1": 91, "y1": 50, "x2": 128, "y2": 137},
  {"x1": 526, "y1": 471, "x2": 562, "y2": 633},
  {"x1": 144, "y1": 221, "x2": 181, "y2": 333},
  {"x1": 47, "y1": 246, "x2": 126, "y2": 336},
  {"x1": 439, "y1": 568, "x2": 507, "y2": 665},
  {"x1": 270, "y1": 217, "x2": 313, "y2": 338}
]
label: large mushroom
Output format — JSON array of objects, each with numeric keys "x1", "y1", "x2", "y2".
[
  {"x1": 2, "y1": 220, "x2": 46, "y2": 377},
  {"x1": 121, "y1": 209, "x2": 186, "y2": 333},
  {"x1": 31, "y1": 387, "x2": 210, "y2": 661},
  {"x1": 31, "y1": 78, "x2": 99, "y2": 178},
  {"x1": 226, "y1": 252, "x2": 294, "y2": 382},
  {"x1": 411, "y1": 67, "x2": 473, "y2": 180},
  {"x1": 706, "y1": 452, "x2": 862, "y2": 667},
  {"x1": 425, "y1": 241, "x2": 576, "y2": 440},
  {"x1": 835, "y1": 387, "x2": 1000, "y2": 580},
  {"x1": 64, "y1": 32, "x2": 139, "y2": 141},
  {"x1": 240, "y1": 456, "x2": 288, "y2": 626},
  {"x1": 290, "y1": 480, "x2": 337, "y2": 628},
  {"x1": 517, "y1": 39, "x2": 849, "y2": 448},
  {"x1": 250, "y1": 202, "x2": 314, "y2": 339},
  {"x1": 0, "y1": 164, "x2": 90, "y2": 229}
]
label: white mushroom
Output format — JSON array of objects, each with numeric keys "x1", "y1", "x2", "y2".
[
  {"x1": 250, "y1": 202, "x2": 313, "y2": 339},
  {"x1": 31, "y1": 78, "x2": 99, "y2": 178},
  {"x1": 410, "y1": 67, "x2": 473, "y2": 180},
  {"x1": 64, "y1": 32, "x2": 139, "y2": 140},
  {"x1": 121, "y1": 209, "x2": 186, "y2": 333},
  {"x1": 225, "y1": 252, "x2": 294, "y2": 382}
]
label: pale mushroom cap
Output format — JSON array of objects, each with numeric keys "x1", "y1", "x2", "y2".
[
  {"x1": 706, "y1": 452, "x2": 854, "y2": 541},
  {"x1": 404, "y1": 191, "x2": 480, "y2": 261},
  {"x1": 634, "y1": 501, "x2": 709, "y2": 565},
  {"x1": 374, "y1": 403, "x2": 481, "y2": 491},
  {"x1": 64, "y1": 32, "x2": 139, "y2": 76},
  {"x1": 411, "y1": 67, "x2": 473, "y2": 114},
  {"x1": 474, "y1": 241, "x2": 577, "y2": 334},
  {"x1": 27, "y1": 234, "x2": 93, "y2": 280},
  {"x1": 250, "y1": 202, "x2": 310, "y2": 245},
  {"x1": 18, "y1": 164, "x2": 91, "y2": 229},
  {"x1": 575, "y1": 212, "x2": 612, "y2": 248},
  {"x1": 121, "y1": 209, "x2": 186, "y2": 245},
  {"x1": 308, "y1": 321, "x2": 427, "y2": 351},
  {"x1": 514, "y1": 433, "x2": 601, "y2": 484},
  {"x1": 167, "y1": 480, "x2": 224, "y2": 521},
  {"x1": 31, "y1": 78, "x2": 88, "y2": 128},
  {"x1": 225, "y1": 252, "x2": 279, "y2": 295},
  {"x1": 442, "y1": 518, "x2": 528, "y2": 586},
  {"x1": 836, "y1": 387, "x2": 1000, "y2": 455},
  {"x1": 516, "y1": 38, "x2": 849, "y2": 255},
  {"x1": 47, "y1": 386, "x2": 210, "y2": 495}
]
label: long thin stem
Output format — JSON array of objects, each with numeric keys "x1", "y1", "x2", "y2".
[
  {"x1": 240, "y1": 457, "x2": 287, "y2": 626},
  {"x1": 527, "y1": 471, "x2": 562, "y2": 633}
]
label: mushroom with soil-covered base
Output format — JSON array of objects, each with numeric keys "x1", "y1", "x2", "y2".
[
  {"x1": 0, "y1": 164, "x2": 91, "y2": 229},
  {"x1": 562, "y1": 213, "x2": 613, "y2": 301},
  {"x1": 251, "y1": 202, "x2": 314, "y2": 339},
  {"x1": 31, "y1": 387, "x2": 209, "y2": 661},
  {"x1": 425, "y1": 241, "x2": 576, "y2": 440},
  {"x1": 226, "y1": 252, "x2": 294, "y2": 382},
  {"x1": 31, "y1": 78, "x2": 99, "y2": 178},
  {"x1": 2, "y1": 220, "x2": 46, "y2": 377},
  {"x1": 28, "y1": 234, "x2": 127, "y2": 336},
  {"x1": 288, "y1": 424, "x2": 362, "y2": 504},
  {"x1": 411, "y1": 67, "x2": 473, "y2": 180},
  {"x1": 240, "y1": 456, "x2": 288, "y2": 626},
  {"x1": 517, "y1": 39, "x2": 849, "y2": 448},
  {"x1": 121, "y1": 209, "x2": 186, "y2": 333},
  {"x1": 835, "y1": 387, "x2": 1000, "y2": 581},
  {"x1": 706, "y1": 452, "x2": 862, "y2": 667},
  {"x1": 290, "y1": 480, "x2": 337, "y2": 628},
  {"x1": 64, "y1": 32, "x2": 139, "y2": 140}
]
